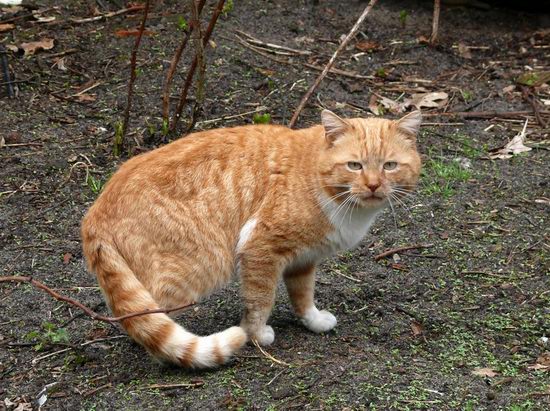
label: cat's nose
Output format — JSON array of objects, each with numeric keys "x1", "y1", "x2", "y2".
[{"x1": 367, "y1": 182, "x2": 381, "y2": 192}]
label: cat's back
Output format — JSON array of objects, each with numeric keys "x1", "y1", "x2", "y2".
[
  {"x1": 84, "y1": 124, "x2": 322, "y2": 226},
  {"x1": 120, "y1": 124, "x2": 308, "y2": 173}
]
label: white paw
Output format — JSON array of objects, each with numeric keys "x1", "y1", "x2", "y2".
[
  {"x1": 253, "y1": 325, "x2": 275, "y2": 346},
  {"x1": 301, "y1": 307, "x2": 337, "y2": 333}
]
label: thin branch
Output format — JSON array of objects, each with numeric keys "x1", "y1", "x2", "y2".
[
  {"x1": 116, "y1": 0, "x2": 151, "y2": 155},
  {"x1": 0, "y1": 276, "x2": 195, "y2": 324},
  {"x1": 70, "y1": 5, "x2": 145, "y2": 24},
  {"x1": 422, "y1": 110, "x2": 549, "y2": 119},
  {"x1": 162, "y1": 0, "x2": 207, "y2": 126},
  {"x1": 144, "y1": 382, "x2": 204, "y2": 390},
  {"x1": 374, "y1": 244, "x2": 434, "y2": 261},
  {"x1": 288, "y1": 0, "x2": 378, "y2": 128},
  {"x1": 520, "y1": 86, "x2": 548, "y2": 128},
  {"x1": 187, "y1": 0, "x2": 207, "y2": 132},
  {"x1": 430, "y1": 0, "x2": 441, "y2": 44},
  {"x1": 0, "y1": 44, "x2": 14, "y2": 98},
  {"x1": 170, "y1": 0, "x2": 226, "y2": 132},
  {"x1": 251, "y1": 339, "x2": 289, "y2": 366},
  {"x1": 236, "y1": 30, "x2": 312, "y2": 55}
]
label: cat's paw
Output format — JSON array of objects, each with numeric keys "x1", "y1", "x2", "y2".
[
  {"x1": 301, "y1": 307, "x2": 337, "y2": 333},
  {"x1": 252, "y1": 325, "x2": 275, "y2": 346}
]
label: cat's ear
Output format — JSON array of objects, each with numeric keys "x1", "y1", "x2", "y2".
[
  {"x1": 321, "y1": 110, "x2": 349, "y2": 144},
  {"x1": 397, "y1": 110, "x2": 422, "y2": 139}
]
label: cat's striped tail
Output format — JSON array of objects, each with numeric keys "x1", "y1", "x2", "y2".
[{"x1": 83, "y1": 240, "x2": 247, "y2": 368}]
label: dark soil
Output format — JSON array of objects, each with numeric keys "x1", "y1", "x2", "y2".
[{"x1": 1, "y1": 1, "x2": 549, "y2": 410}]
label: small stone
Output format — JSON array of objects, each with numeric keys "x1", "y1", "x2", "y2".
[{"x1": 454, "y1": 157, "x2": 472, "y2": 170}]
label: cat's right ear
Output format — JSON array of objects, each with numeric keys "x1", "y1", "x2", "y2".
[
  {"x1": 321, "y1": 110, "x2": 349, "y2": 145},
  {"x1": 397, "y1": 110, "x2": 422, "y2": 139}
]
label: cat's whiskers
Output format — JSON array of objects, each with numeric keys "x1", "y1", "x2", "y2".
[
  {"x1": 388, "y1": 193, "x2": 413, "y2": 217},
  {"x1": 345, "y1": 194, "x2": 359, "y2": 226},
  {"x1": 328, "y1": 195, "x2": 350, "y2": 222},
  {"x1": 390, "y1": 187, "x2": 417, "y2": 198},
  {"x1": 386, "y1": 195, "x2": 399, "y2": 228},
  {"x1": 329, "y1": 193, "x2": 355, "y2": 225},
  {"x1": 318, "y1": 190, "x2": 351, "y2": 210},
  {"x1": 388, "y1": 189, "x2": 413, "y2": 209}
]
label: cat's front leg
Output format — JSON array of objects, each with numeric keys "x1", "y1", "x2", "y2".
[
  {"x1": 284, "y1": 264, "x2": 337, "y2": 333},
  {"x1": 239, "y1": 252, "x2": 282, "y2": 346}
]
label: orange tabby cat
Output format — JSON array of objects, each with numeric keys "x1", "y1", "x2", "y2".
[{"x1": 81, "y1": 110, "x2": 422, "y2": 368}]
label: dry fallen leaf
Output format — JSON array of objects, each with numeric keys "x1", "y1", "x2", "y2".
[
  {"x1": 32, "y1": 10, "x2": 56, "y2": 23},
  {"x1": 489, "y1": 119, "x2": 532, "y2": 160},
  {"x1": 404, "y1": 92, "x2": 448, "y2": 109},
  {"x1": 457, "y1": 42, "x2": 472, "y2": 59},
  {"x1": 368, "y1": 94, "x2": 406, "y2": 115},
  {"x1": 74, "y1": 93, "x2": 96, "y2": 103},
  {"x1": 1, "y1": 6, "x2": 24, "y2": 13},
  {"x1": 355, "y1": 40, "x2": 379, "y2": 52},
  {"x1": 379, "y1": 95, "x2": 406, "y2": 114},
  {"x1": 410, "y1": 320, "x2": 424, "y2": 336},
  {"x1": 471, "y1": 367, "x2": 498, "y2": 377},
  {"x1": 20, "y1": 38, "x2": 54, "y2": 56},
  {"x1": 0, "y1": 23, "x2": 15, "y2": 32},
  {"x1": 3, "y1": 398, "x2": 32, "y2": 411},
  {"x1": 5, "y1": 44, "x2": 18, "y2": 53},
  {"x1": 115, "y1": 29, "x2": 154, "y2": 37},
  {"x1": 368, "y1": 94, "x2": 384, "y2": 116},
  {"x1": 53, "y1": 57, "x2": 67, "y2": 71},
  {"x1": 63, "y1": 253, "x2": 72, "y2": 265},
  {"x1": 417, "y1": 35, "x2": 430, "y2": 44},
  {"x1": 527, "y1": 352, "x2": 550, "y2": 372}
]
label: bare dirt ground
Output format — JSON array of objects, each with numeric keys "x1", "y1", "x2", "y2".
[{"x1": 1, "y1": 1, "x2": 549, "y2": 410}]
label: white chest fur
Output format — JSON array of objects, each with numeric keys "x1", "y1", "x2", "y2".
[
  {"x1": 325, "y1": 202, "x2": 380, "y2": 251},
  {"x1": 289, "y1": 195, "x2": 383, "y2": 269}
]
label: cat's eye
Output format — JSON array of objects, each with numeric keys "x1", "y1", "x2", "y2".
[
  {"x1": 383, "y1": 161, "x2": 398, "y2": 171},
  {"x1": 347, "y1": 161, "x2": 363, "y2": 171}
]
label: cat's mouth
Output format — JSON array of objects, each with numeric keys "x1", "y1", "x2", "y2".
[{"x1": 356, "y1": 193, "x2": 386, "y2": 206}]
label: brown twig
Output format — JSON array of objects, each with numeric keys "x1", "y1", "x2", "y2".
[
  {"x1": 374, "y1": 244, "x2": 434, "y2": 261},
  {"x1": 303, "y1": 63, "x2": 374, "y2": 80},
  {"x1": 251, "y1": 339, "x2": 289, "y2": 366},
  {"x1": 162, "y1": 0, "x2": 207, "y2": 126},
  {"x1": 187, "y1": 0, "x2": 207, "y2": 132},
  {"x1": 144, "y1": 382, "x2": 204, "y2": 390},
  {"x1": 0, "y1": 276, "x2": 195, "y2": 324},
  {"x1": 422, "y1": 110, "x2": 549, "y2": 119},
  {"x1": 116, "y1": 0, "x2": 151, "y2": 156},
  {"x1": 430, "y1": 0, "x2": 441, "y2": 44},
  {"x1": 0, "y1": 44, "x2": 14, "y2": 98},
  {"x1": 236, "y1": 30, "x2": 311, "y2": 56},
  {"x1": 520, "y1": 86, "x2": 548, "y2": 128},
  {"x1": 170, "y1": 0, "x2": 226, "y2": 133},
  {"x1": 288, "y1": 0, "x2": 378, "y2": 128},
  {"x1": 70, "y1": 5, "x2": 145, "y2": 24}
]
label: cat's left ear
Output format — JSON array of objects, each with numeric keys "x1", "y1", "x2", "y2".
[
  {"x1": 321, "y1": 110, "x2": 350, "y2": 145},
  {"x1": 397, "y1": 110, "x2": 422, "y2": 140}
]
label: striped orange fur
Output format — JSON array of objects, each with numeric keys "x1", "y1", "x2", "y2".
[{"x1": 81, "y1": 110, "x2": 422, "y2": 368}]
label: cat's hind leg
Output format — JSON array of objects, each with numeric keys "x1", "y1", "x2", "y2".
[{"x1": 284, "y1": 264, "x2": 337, "y2": 333}]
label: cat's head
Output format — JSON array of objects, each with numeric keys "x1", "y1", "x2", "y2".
[{"x1": 317, "y1": 110, "x2": 422, "y2": 209}]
